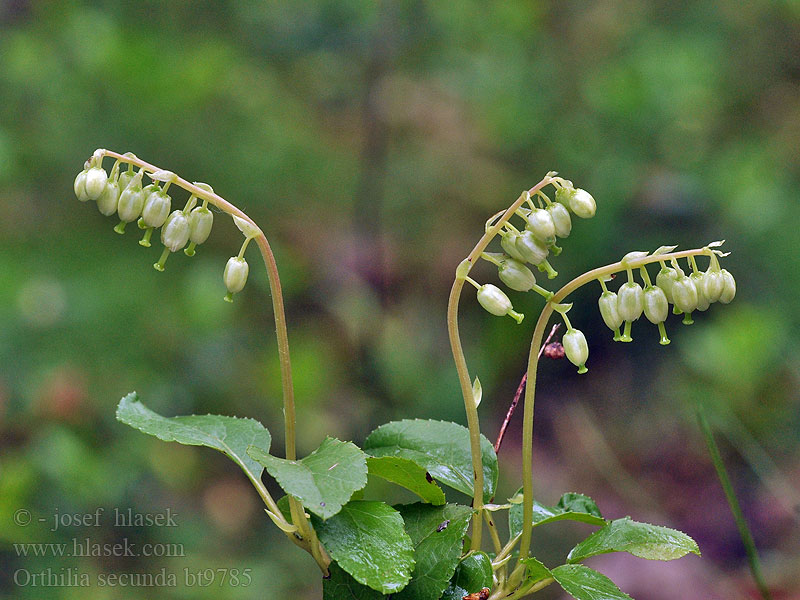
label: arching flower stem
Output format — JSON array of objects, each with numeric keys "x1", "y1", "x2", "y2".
[
  {"x1": 509, "y1": 246, "x2": 713, "y2": 584},
  {"x1": 93, "y1": 150, "x2": 327, "y2": 573},
  {"x1": 448, "y1": 175, "x2": 555, "y2": 552}
]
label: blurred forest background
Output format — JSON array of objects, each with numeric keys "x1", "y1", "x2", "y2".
[{"x1": 1, "y1": 1, "x2": 799, "y2": 598}]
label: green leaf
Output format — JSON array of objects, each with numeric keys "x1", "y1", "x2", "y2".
[
  {"x1": 116, "y1": 392, "x2": 270, "y2": 489},
  {"x1": 567, "y1": 517, "x2": 700, "y2": 563},
  {"x1": 551, "y1": 564, "x2": 632, "y2": 600},
  {"x1": 323, "y1": 562, "x2": 384, "y2": 600},
  {"x1": 247, "y1": 437, "x2": 367, "y2": 519},
  {"x1": 509, "y1": 491, "x2": 606, "y2": 538},
  {"x1": 313, "y1": 501, "x2": 415, "y2": 594},
  {"x1": 520, "y1": 557, "x2": 553, "y2": 586},
  {"x1": 395, "y1": 503, "x2": 473, "y2": 600},
  {"x1": 366, "y1": 456, "x2": 446, "y2": 505},
  {"x1": 440, "y1": 552, "x2": 493, "y2": 600},
  {"x1": 364, "y1": 419, "x2": 498, "y2": 502}
]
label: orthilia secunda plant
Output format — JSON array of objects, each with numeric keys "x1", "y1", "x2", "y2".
[{"x1": 76, "y1": 152, "x2": 734, "y2": 600}]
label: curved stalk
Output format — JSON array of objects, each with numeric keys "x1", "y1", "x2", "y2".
[
  {"x1": 514, "y1": 246, "x2": 713, "y2": 573},
  {"x1": 96, "y1": 150, "x2": 327, "y2": 573},
  {"x1": 447, "y1": 176, "x2": 554, "y2": 551}
]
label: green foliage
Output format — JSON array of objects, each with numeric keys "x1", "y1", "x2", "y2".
[
  {"x1": 509, "y1": 491, "x2": 606, "y2": 538},
  {"x1": 366, "y1": 456, "x2": 446, "y2": 505},
  {"x1": 394, "y1": 503, "x2": 473, "y2": 600},
  {"x1": 312, "y1": 501, "x2": 415, "y2": 594},
  {"x1": 364, "y1": 419, "x2": 498, "y2": 502},
  {"x1": 116, "y1": 392, "x2": 270, "y2": 488},
  {"x1": 440, "y1": 552, "x2": 494, "y2": 600},
  {"x1": 567, "y1": 517, "x2": 700, "y2": 562},
  {"x1": 519, "y1": 557, "x2": 553, "y2": 586},
  {"x1": 248, "y1": 437, "x2": 367, "y2": 519},
  {"x1": 551, "y1": 564, "x2": 633, "y2": 600},
  {"x1": 323, "y1": 562, "x2": 384, "y2": 600}
]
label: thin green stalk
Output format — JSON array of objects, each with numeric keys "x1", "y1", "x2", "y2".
[
  {"x1": 98, "y1": 150, "x2": 327, "y2": 573},
  {"x1": 448, "y1": 176, "x2": 554, "y2": 551},
  {"x1": 696, "y1": 403, "x2": 772, "y2": 600},
  {"x1": 513, "y1": 246, "x2": 713, "y2": 578}
]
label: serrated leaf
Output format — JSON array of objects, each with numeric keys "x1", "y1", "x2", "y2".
[
  {"x1": 395, "y1": 503, "x2": 473, "y2": 600},
  {"x1": 551, "y1": 564, "x2": 632, "y2": 600},
  {"x1": 323, "y1": 562, "x2": 384, "y2": 600},
  {"x1": 248, "y1": 437, "x2": 367, "y2": 519},
  {"x1": 364, "y1": 420, "x2": 498, "y2": 502},
  {"x1": 567, "y1": 517, "x2": 700, "y2": 563},
  {"x1": 520, "y1": 557, "x2": 553, "y2": 585},
  {"x1": 116, "y1": 392, "x2": 270, "y2": 489},
  {"x1": 440, "y1": 552, "x2": 493, "y2": 600},
  {"x1": 366, "y1": 456, "x2": 446, "y2": 505},
  {"x1": 313, "y1": 501, "x2": 415, "y2": 594},
  {"x1": 509, "y1": 491, "x2": 606, "y2": 538}
]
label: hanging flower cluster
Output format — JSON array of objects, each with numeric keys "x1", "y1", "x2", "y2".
[
  {"x1": 74, "y1": 150, "x2": 259, "y2": 302},
  {"x1": 599, "y1": 244, "x2": 736, "y2": 345},
  {"x1": 460, "y1": 173, "x2": 736, "y2": 375},
  {"x1": 463, "y1": 176, "x2": 595, "y2": 325}
]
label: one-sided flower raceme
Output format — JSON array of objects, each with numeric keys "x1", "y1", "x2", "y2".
[{"x1": 74, "y1": 151, "x2": 268, "y2": 303}]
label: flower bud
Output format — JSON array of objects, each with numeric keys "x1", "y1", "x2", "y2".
[
  {"x1": 555, "y1": 185, "x2": 573, "y2": 207},
  {"x1": 598, "y1": 291, "x2": 623, "y2": 332},
  {"x1": 563, "y1": 328, "x2": 589, "y2": 374},
  {"x1": 141, "y1": 188, "x2": 172, "y2": 228},
  {"x1": 74, "y1": 169, "x2": 90, "y2": 202},
  {"x1": 189, "y1": 206, "x2": 213, "y2": 244},
  {"x1": 655, "y1": 266, "x2": 679, "y2": 303},
  {"x1": 116, "y1": 174, "x2": 145, "y2": 223},
  {"x1": 569, "y1": 189, "x2": 596, "y2": 219},
  {"x1": 84, "y1": 167, "x2": 108, "y2": 201},
  {"x1": 500, "y1": 231, "x2": 528, "y2": 263},
  {"x1": 117, "y1": 170, "x2": 135, "y2": 192},
  {"x1": 690, "y1": 272, "x2": 710, "y2": 311},
  {"x1": 672, "y1": 274, "x2": 698, "y2": 314},
  {"x1": 718, "y1": 269, "x2": 736, "y2": 304},
  {"x1": 498, "y1": 258, "x2": 537, "y2": 292},
  {"x1": 546, "y1": 202, "x2": 572, "y2": 238},
  {"x1": 617, "y1": 281, "x2": 644, "y2": 322},
  {"x1": 224, "y1": 256, "x2": 249, "y2": 301},
  {"x1": 161, "y1": 210, "x2": 190, "y2": 252},
  {"x1": 96, "y1": 180, "x2": 120, "y2": 216},
  {"x1": 476, "y1": 284, "x2": 524, "y2": 323},
  {"x1": 525, "y1": 208, "x2": 556, "y2": 245},
  {"x1": 643, "y1": 285, "x2": 669, "y2": 323},
  {"x1": 702, "y1": 270, "x2": 724, "y2": 303},
  {"x1": 515, "y1": 231, "x2": 549, "y2": 265}
]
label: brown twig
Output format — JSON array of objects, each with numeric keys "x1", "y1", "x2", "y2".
[{"x1": 494, "y1": 323, "x2": 560, "y2": 453}]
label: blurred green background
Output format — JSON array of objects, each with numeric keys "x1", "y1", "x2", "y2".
[{"x1": 1, "y1": 1, "x2": 798, "y2": 598}]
